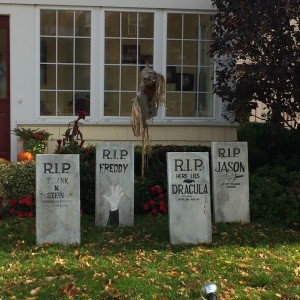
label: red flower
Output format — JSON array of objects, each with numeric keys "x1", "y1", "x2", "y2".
[
  {"x1": 8, "y1": 199, "x2": 17, "y2": 206},
  {"x1": 152, "y1": 208, "x2": 158, "y2": 214},
  {"x1": 159, "y1": 200, "x2": 165, "y2": 207},
  {"x1": 157, "y1": 188, "x2": 163, "y2": 194},
  {"x1": 78, "y1": 111, "x2": 86, "y2": 121},
  {"x1": 9, "y1": 208, "x2": 15, "y2": 214},
  {"x1": 149, "y1": 199, "x2": 156, "y2": 205},
  {"x1": 17, "y1": 212, "x2": 24, "y2": 218},
  {"x1": 151, "y1": 185, "x2": 158, "y2": 192},
  {"x1": 24, "y1": 212, "x2": 33, "y2": 218},
  {"x1": 143, "y1": 203, "x2": 149, "y2": 211},
  {"x1": 33, "y1": 133, "x2": 40, "y2": 139},
  {"x1": 158, "y1": 193, "x2": 165, "y2": 199}
]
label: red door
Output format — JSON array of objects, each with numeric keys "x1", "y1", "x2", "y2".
[{"x1": 0, "y1": 16, "x2": 10, "y2": 160}]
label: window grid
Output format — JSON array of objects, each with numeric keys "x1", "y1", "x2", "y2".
[
  {"x1": 104, "y1": 11, "x2": 154, "y2": 117},
  {"x1": 166, "y1": 13, "x2": 213, "y2": 118},
  {"x1": 40, "y1": 9, "x2": 91, "y2": 117}
]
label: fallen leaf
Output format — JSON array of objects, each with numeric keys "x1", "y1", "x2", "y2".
[{"x1": 30, "y1": 287, "x2": 41, "y2": 295}]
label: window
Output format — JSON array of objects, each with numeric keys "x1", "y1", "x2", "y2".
[
  {"x1": 104, "y1": 11, "x2": 154, "y2": 116},
  {"x1": 39, "y1": 9, "x2": 214, "y2": 121},
  {"x1": 40, "y1": 9, "x2": 91, "y2": 116},
  {"x1": 166, "y1": 13, "x2": 213, "y2": 118}
]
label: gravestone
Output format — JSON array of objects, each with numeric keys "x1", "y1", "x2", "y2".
[
  {"x1": 167, "y1": 152, "x2": 212, "y2": 244},
  {"x1": 95, "y1": 143, "x2": 134, "y2": 227},
  {"x1": 211, "y1": 142, "x2": 250, "y2": 223},
  {"x1": 36, "y1": 154, "x2": 80, "y2": 245}
]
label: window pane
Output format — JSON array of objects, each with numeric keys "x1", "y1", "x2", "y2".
[
  {"x1": 41, "y1": 37, "x2": 56, "y2": 63},
  {"x1": 183, "y1": 41, "x2": 197, "y2": 65},
  {"x1": 197, "y1": 93, "x2": 213, "y2": 117},
  {"x1": 40, "y1": 91, "x2": 56, "y2": 115},
  {"x1": 105, "y1": 39, "x2": 120, "y2": 64},
  {"x1": 105, "y1": 66, "x2": 120, "y2": 90},
  {"x1": 199, "y1": 67, "x2": 213, "y2": 92},
  {"x1": 200, "y1": 41, "x2": 212, "y2": 65},
  {"x1": 120, "y1": 92, "x2": 135, "y2": 116},
  {"x1": 58, "y1": 11, "x2": 74, "y2": 36},
  {"x1": 167, "y1": 40, "x2": 181, "y2": 65},
  {"x1": 40, "y1": 64, "x2": 56, "y2": 90},
  {"x1": 75, "y1": 65, "x2": 90, "y2": 90},
  {"x1": 122, "y1": 41, "x2": 139, "y2": 64},
  {"x1": 184, "y1": 14, "x2": 198, "y2": 39},
  {"x1": 122, "y1": 12, "x2": 137, "y2": 38},
  {"x1": 182, "y1": 93, "x2": 196, "y2": 117},
  {"x1": 58, "y1": 91, "x2": 73, "y2": 116},
  {"x1": 75, "y1": 11, "x2": 91, "y2": 37},
  {"x1": 58, "y1": 65, "x2": 73, "y2": 90},
  {"x1": 75, "y1": 38, "x2": 90, "y2": 63},
  {"x1": 200, "y1": 15, "x2": 213, "y2": 40},
  {"x1": 58, "y1": 38, "x2": 74, "y2": 63},
  {"x1": 121, "y1": 66, "x2": 137, "y2": 90},
  {"x1": 40, "y1": 10, "x2": 56, "y2": 36},
  {"x1": 166, "y1": 92, "x2": 181, "y2": 117},
  {"x1": 75, "y1": 92, "x2": 90, "y2": 115},
  {"x1": 139, "y1": 13, "x2": 154, "y2": 38},
  {"x1": 139, "y1": 39, "x2": 153, "y2": 64},
  {"x1": 167, "y1": 14, "x2": 182, "y2": 39},
  {"x1": 105, "y1": 12, "x2": 120, "y2": 37},
  {"x1": 104, "y1": 92, "x2": 119, "y2": 116}
]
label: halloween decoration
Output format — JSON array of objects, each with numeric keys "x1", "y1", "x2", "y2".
[
  {"x1": 131, "y1": 63, "x2": 166, "y2": 177},
  {"x1": 17, "y1": 151, "x2": 33, "y2": 162}
]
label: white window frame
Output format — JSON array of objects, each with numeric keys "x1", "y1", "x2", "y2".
[{"x1": 35, "y1": 6, "x2": 227, "y2": 126}]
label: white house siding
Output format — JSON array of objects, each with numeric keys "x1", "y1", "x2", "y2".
[{"x1": 0, "y1": 1, "x2": 238, "y2": 161}]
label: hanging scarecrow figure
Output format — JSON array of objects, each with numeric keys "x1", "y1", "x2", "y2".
[
  {"x1": 131, "y1": 63, "x2": 166, "y2": 139},
  {"x1": 131, "y1": 63, "x2": 166, "y2": 177}
]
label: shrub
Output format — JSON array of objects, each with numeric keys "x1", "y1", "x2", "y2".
[
  {"x1": 134, "y1": 177, "x2": 168, "y2": 215},
  {"x1": 135, "y1": 144, "x2": 211, "y2": 179},
  {"x1": 0, "y1": 161, "x2": 36, "y2": 217},
  {"x1": 80, "y1": 146, "x2": 96, "y2": 214},
  {"x1": 249, "y1": 165, "x2": 300, "y2": 225},
  {"x1": 238, "y1": 122, "x2": 300, "y2": 172},
  {"x1": 0, "y1": 161, "x2": 35, "y2": 201}
]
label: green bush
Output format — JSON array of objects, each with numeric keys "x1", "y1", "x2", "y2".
[
  {"x1": 238, "y1": 122, "x2": 300, "y2": 172},
  {"x1": 249, "y1": 165, "x2": 300, "y2": 225},
  {"x1": 134, "y1": 177, "x2": 168, "y2": 215},
  {"x1": 0, "y1": 161, "x2": 36, "y2": 201},
  {"x1": 80, "y1": 146, "x2": 96, "y2": 214},
  {"x1": 135, "y1": 144, "x2": 211, "y2": 179}
]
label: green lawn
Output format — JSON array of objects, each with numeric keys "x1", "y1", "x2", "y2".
[{"x1": 0, "y1": 215, "x2": 299, "y2": 299}]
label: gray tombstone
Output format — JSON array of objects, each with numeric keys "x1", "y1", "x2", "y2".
[
  {"x1": 167, "y1": 152, "x2": 212, "y2": 244},
  {"x1": 36, "y1": 154, "x2": 80, "y2": 245},
  {"x1": 211, "y1": 142, "x2": 250, "y2": 223},
  {"x1": 95, "y1": 143, "x2": 134, "y2": 227}
]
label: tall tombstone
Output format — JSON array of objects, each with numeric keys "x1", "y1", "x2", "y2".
[
  {"x1": 167, "y1": 152, "x2": 212, "y2": 244},
  {"x1": 95, "y1": 143, "x2": 134, "y2": 227},
  {"x1": 211, "y1": 142, "x2": 250, "y2": 223},
  {"x1": 36, "y1": 154, "x2": 80, "y2": 245}
]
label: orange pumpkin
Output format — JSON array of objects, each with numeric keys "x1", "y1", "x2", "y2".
[{"x1": 17, "y1": 151, "x2": 33, "y2": 162}]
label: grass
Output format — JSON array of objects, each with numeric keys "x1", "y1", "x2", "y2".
[{"x1": 0, "y1": 215, "x2": 299, "y2": 300}]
